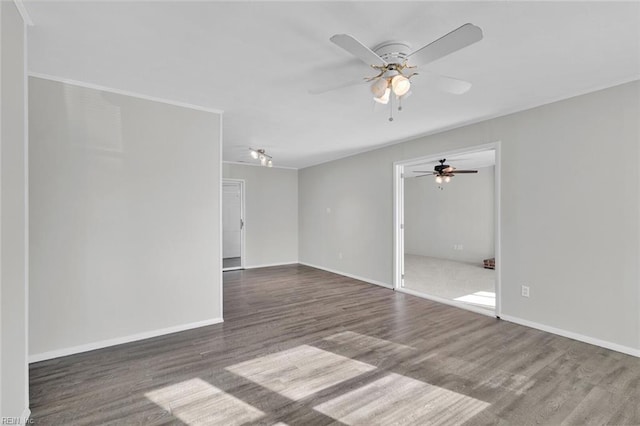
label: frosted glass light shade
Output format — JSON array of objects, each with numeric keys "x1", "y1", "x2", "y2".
[
  {"x1": 373, "y1": 87, "x2": 391, "y2": 105},
  {"x1": 370, "y1": 78, "x2": 389, "y2": 98},
  {"x1": 391, "y1": 75, "x2": 410, "y2": 96}
]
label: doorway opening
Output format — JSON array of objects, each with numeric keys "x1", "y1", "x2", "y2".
[
  {"x1": 222, "y1": 179, "x2": 245, "y2": 271},
  {"x1": 393, "y1": 143, "x2": 501, "y2": 317}
]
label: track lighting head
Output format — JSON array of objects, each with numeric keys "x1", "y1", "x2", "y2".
[{"x1": 248, "y1": 148, "x2": 274, "y2": 168}]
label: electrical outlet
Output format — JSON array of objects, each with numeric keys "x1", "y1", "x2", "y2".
[{"x1": 521, "y1": 285, "x2": 530, "y2": 298}]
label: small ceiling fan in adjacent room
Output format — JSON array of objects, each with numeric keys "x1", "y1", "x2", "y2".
[
  {"x1": 414, "y1": 159, "x2": 478, "y2": 184},
  {"x1": 310, "y1": 23, "x2": 483, "y2": 121}
]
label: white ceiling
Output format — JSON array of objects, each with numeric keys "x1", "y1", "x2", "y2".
[{"x1": 24, "y1": 1, "x2": 640, "y2": 169}]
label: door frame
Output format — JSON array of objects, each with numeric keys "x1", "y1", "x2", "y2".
[
  {"x1": 392, "y1": 142, "x2": 502, "y2": 318},
  {"x1": 222, "y1": 178, "x2": 246, "y2": 271}
]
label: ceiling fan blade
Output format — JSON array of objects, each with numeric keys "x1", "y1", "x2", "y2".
[
  {"x1": 414, "y1": 174, "x2": 436, "y2": 178},
  {"x1": 308, "y1": 78, "x2": 367, "y2": 95},
  {"x1": 330, "y1": 34, "x2": 388, "y2": 66},
  {"x1": 451, "y1": 170, "x2": 478, "y2": 174},
  {"x1": 423, "y1": 72, "x2": 472, "y2": 95},
  {"x1": 407, "y1": 23, "x2": 483, "y2": 66}
]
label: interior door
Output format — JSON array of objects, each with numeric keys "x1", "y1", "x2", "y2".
[{"x1": 222, "y1": 180, "x2": 244, "y2": 270}]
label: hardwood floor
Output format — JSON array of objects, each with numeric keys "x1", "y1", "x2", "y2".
[{"x1": 30, "y1": 264, "x2": 640, "y2": 425}]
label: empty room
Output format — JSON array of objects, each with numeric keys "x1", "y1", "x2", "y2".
[{"x1": 1, "y1": 1, "x2": 639, "y2": 425}]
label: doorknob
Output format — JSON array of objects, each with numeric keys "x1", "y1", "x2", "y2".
[{"x1": 240, "y1": 219, "x2": 244, "y2": 229}]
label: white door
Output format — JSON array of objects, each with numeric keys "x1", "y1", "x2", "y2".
[{"x1": 222, "y1": 180, "x2": 244, "y2": 269}]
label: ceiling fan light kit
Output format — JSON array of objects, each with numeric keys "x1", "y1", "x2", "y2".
[
  {"x1": 367, "y1": 62, "x2": 416, "y2": 120},
  {"x1": 369, "y1": 71, "x2": 413, "y2": 107},
  {"x1": 318, "y1": 23, "x2": 483, "y2": 122},
  {"x1": 248, "y1": 148, "x2": 273, "y2": 167}
]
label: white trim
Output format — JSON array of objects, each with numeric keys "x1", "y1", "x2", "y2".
[
  {"x1": 494, "y1": 143, "x2": 502, "y2": 317},
  {"x1": 393, "y1": 162, "x2": 404, "y2": 292},
  {"x1": 22, "y1": 18, "x2": 30, "y2": 410},
  {"x1": 392, "y1": 142, "x2": 499, "y2": 169},
  {"x1": 396, "y1": 287, "x2": 496, "y2": 318},
  {"x1": 392, "y1": 142, "x2": 501, "y2": 317},
  {"x1": 500, "y1": 314, "x2": 640, "y2": 358},
  {"x1": 223, "y1": 160, "x2": 298, "y2": 171},
  {"x1": 299, "y1": 262, "x2": 393, "y2": 289},
  {"x1": 20, "y1": 408, "x2": 31, "y2": 425},
  {"x1": 13, "y1": 0, "x2": 33, "y2": 26},
  {"x1": 244, "y1": 261, "x2": 299, "y2": 269},
  {"x1": 218, "y1": 114, "x2": 224, "y2": 320},
  {"x1": 0, "y1": 17, "x2": 3, "y2": 409},
  {"x1": 28, "y1": 72, "x2": 224, "y2": 114},
  {"x1": 29, "y1": 318, "x2": 224, "y2": 363}
]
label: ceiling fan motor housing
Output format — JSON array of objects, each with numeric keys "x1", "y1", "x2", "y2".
[
  {"x1": 434, "y1": 163, "x2": 450, "y2": 173},
  {"x1": 373, "y1": 41, "x2": 412, "y2": 67}
]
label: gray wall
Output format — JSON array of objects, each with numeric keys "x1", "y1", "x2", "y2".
[
  {"x1": 300, "y1": 81, "x2": 640, "y2": 351},
  {"x1": 405, "y1": 166, "x2": 494, "y2": 263},
  {"x1": 0, "y1": 1, "x2": 29, "y2": 419},
  {"x1": 29, "y1": 77, "x2": 222, "y2": 358},
  {"x1": 223, "y1": 163, "x2": 298, "y2": 267}
]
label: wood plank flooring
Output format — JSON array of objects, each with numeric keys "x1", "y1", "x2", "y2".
[{"x1": 29, "y1": 264, "x2": 640, "y2": 425}]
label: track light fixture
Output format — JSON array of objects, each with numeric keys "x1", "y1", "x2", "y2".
[{"x1": 249, "y1": 148, "x2": 273, "y2": 167}]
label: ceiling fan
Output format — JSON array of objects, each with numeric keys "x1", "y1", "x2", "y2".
[
  {"x1": 414, "y1": 159, "x2": 478, "y2": 184},
  {"x1": 310, "y1": 23, "x2": 483, "y2": 121}
]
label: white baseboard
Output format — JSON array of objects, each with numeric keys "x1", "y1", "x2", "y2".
[
  {"x1": 396, "y1": 287, "x2": 496, "y2": 318},
  {"x1": 245, "y1": 261, "x2": 299, "y2": 269},
  {"x1": 299, "y1": 262, "x2": 393, "y2": 289},
  {"x1": 500, "y1": 314, "x2": 640, "y2": 358},
  {"x1": 29, "y1": 318, "x2": 224, "y2": 363}
]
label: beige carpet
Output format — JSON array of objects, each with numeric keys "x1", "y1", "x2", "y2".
[{"x1": 403, "y1": 254, "x2": 495, "y2": 312}]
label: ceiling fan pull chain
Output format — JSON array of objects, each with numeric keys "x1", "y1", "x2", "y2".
[
  {"x1": 389, "y1": 94, "x2": 394, "y2": 122},
  {"x1": 398, "y1": 95, "x2": 403, "y2": 112}
]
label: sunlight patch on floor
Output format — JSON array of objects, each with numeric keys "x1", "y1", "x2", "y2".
[
  {"x1": 314, "y1": 372, "x2": 490, "y2": 425},
  {"x1": 454, "y1": 291, "x2": 496, "y2": 308},
  {"x1": 145, "y1": 378, "x2": 264, "y2": 425},
  {"x1": 225, "y1": 344, "x2": 376, "y2": 400}
]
